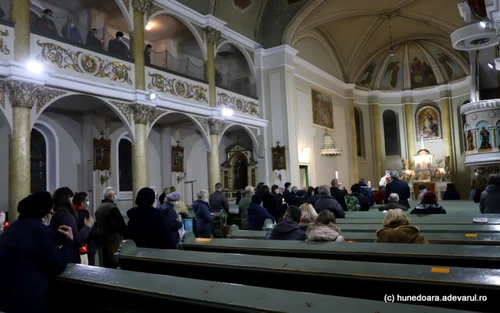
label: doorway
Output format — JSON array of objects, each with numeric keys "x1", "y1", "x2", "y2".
[{"x1": 299, "y1": 165, "x2": 309, "y2": 187}]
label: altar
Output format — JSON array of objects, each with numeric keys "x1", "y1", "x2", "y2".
[{"x1": 409, "y1": 182, "x2": 451, "y2": 200}]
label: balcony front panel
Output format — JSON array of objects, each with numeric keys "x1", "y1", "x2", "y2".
[
  {"x1": 0, "y1": 23, "x2": 13, "y2": 62},
  {"x1": 31, "y1": 34, "x2": 135, "y2": 89},
  {"x1": 146, "y1": 67, "x2": 209, "y2": 105},
  {"x1": 216, "y1": 87, "x2": 259, "y2": 117}
]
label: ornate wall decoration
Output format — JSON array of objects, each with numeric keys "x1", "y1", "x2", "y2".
[
  {"x1": 132, "y1": 0, "x2": 152, "y2": 12},
  {"x1": 0, "y1": 82, "x2": 5, "y2": 109},
  {"x1": 122, "y1": 0, "x2": 131, "y2": 10},
  {"x1": 4, "y1": 80, "x2": 66, "y2": 112},
  {"x1": 416, "y1": 106, "x2": 442, "y2": 141},
  {"x1": 204, "y1": 27, "x2": 224, "y2": 47},
  {"x1": 249, "y1": 127, "x2": 258, "y2": 139},
  {"x1": 208, "y1": 118, "x2": 228, "y2": 135},
  {"x1": 146, "y1": 4, "x2": 162, "y2": 19},
  {"x1": 194, "y1": 116, "x2": 209, "y2": 135},
  {"x1": 110, "y1": 101, "x2": 133, "y2": 124},
  {"x1": 192, "y1": 23, "x2": 206, "y2": 42},
  {"x1": 217, "y1": 92, "x2": 258, "y2": 115},
  {"x1": 148, "y1": 72, "x2": 208, "y2": 103},
  {"x1": 36, "y1": 41, "x2": 133, "y2": 85},
  {"x1": 131, "y1": 104, "x2": 167, "y2": 125},
  {"x1": 0, "y1": 29, "x2": 10, "y2": 55}
]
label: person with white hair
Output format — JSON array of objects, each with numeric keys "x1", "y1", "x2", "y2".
[
  {"x1": 95, "y1": 186, "x2": 127, "y2": 268},
  {"x1": 379, "y1": 193, "x2": 408, "y2": 211},
  {"x1": 384, "y1": 170, "x2": 411, "y2": 209},
  {"x1": 193, "y1": 190, "x2": 214, "y2": 238},
  {"x1": 375, "y1": 209, "x2": 427, "y2": 244}
]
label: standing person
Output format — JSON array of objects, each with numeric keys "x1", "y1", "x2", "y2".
[
  {"x1": 384, "y1": 171, "x2": 411, "y2": 209},
  {"x1": 330, "y1": 179, "x2": 347, "y2": 211},
  {"x1": 193, "y1": 190, "x2": 214, "y2": 238},
  {"x1": 160, "y1": 192, "x2": 184, "y2": 248},
  {"x1": 209, "y1": 183, "x2": 229, "y2": 213},
  {"x1": 95, "y1": 187, "x2": 127, "y2": 268},
  {"x1": 107, "y1": 31, "x2": 130, "y2": 59},
  {"x1": 261, "y1": 185, "x2": 281, "y2": 220},
  {"x1": 379, "y1": 169, "x2": 392, "y2": 187},
  {"x1": 72, "y1": 192, "x2": 99, "y2": 265},
  {"x1": 238, "y1": 185, "x2": 254, "y2": 230},
  {"x1": 0, "y1": 192, "x2": 75, "y2": 313},
  {"x1": 86, "y1": 28, "x2": 102, "y2": 51},
  {"x1": 144, "y1": 44, "x2": 152, "y2": 66},
  {"x1": 248, "y1": 194, "x2": 275, "y2": 230},
  {"x1": 314, "y1": 185, "x2": 345, "y2": 218},
  {"x1": 35, "y1": 9, "x2": 58, "y2": 36}
]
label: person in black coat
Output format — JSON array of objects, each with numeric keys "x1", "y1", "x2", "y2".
[
  {"x1": 50, "y1": 187, "x2": 94, "y2": 263},
  {"x1": 127, "y1": 187, "x2": 174, "y2": 249},
  {"x1": 72, "y1": 192, "x2": 99, "y2": 265},
  {"x1": 160, "y1": 191, "x2": 184, "y2": 248},
  {"x1": 314, "y1": 185, "x2": 345, "y2": 218},
  {"x1": 330, "y1": 179, "x2": 347, "y2": 211},
  {"x1": 351, "y1": 184, "x2": 371, "y2": 211},
  {"x1": 192, "y1": 190, "x2": 214, "y2": 238},
  {"x1": 261, "y1": 185, "x2": 282, "y2": 220},
  {"x1": 266, "y1": 205, "x2": 306, "y2": 240},
  {"x1": 86, "y1": 28, "x2": 102, "y2": 51},
  {"x1": 107, "y1": 31, "x2": 130, "y2": 59},
  {"x1": 0, "y1": 192, "x2": 74, "y2": 313},
  {"x1": 384, "y1": 171, "x2": 411, "y2": 208}
]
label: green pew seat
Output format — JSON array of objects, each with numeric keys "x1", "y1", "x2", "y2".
[
  {"x1": 337, "y1": 218, "x2": 500, "y2": 225},
  {"x1": 333, "y1": 224, "x2": 500, "y2": 233},
  {"x1": 117, "y1": 240, "x2": 495, "y2": 312},
  {"x1": 344, "y1": 212, "x2": 500, "y2": 218},
  {"x1": 52, "y1": 264, "x2": 476, "y2": 313},
  {"x1": 181, "y1": 233, "x2": 500, "y2": 268}
]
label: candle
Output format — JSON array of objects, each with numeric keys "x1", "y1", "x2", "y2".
[
  {"x1": 335, "y1": 171, "x2": 339, "y2": 179},
  {"x1": 368, "y1": 181, "x2": 371, "y2": 188}
]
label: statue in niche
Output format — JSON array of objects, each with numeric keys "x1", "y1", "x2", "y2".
[
  {"x1": 467, "y1": 130, "x2": 474, "y2": 151},
  {"x1": 479, "y1": 127, "x2": 492, "y2": 149},
  {"x1": 232, "y1": 155, "x2": 248, "y2": 190}
]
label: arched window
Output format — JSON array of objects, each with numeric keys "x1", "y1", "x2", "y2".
[
  {"x1": 354, "y1": 107, "x2": 364, "y2": 157},
  {"x1": 31, "y1": 129, "x2": 47, "y2": 192},
  {"x1": 383, "y1": 110, "x2": 400, "y2": 156},
  {"x1": 118, "y1": 138, "x2": 132, "y2": 192}
]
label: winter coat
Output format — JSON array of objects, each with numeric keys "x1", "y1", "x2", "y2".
[
  {"x1": 248, "y1": 202, "x2": 275, "y2": 230},
  {"x1": 314, "y1": 194, "x2": 345, "y2": 218},
  {"x1": 193, "y1": 200, "x2": 214, "y2": 237},
  {"x1": 266, "y1": 220, "x2": 306, "y2": 240},
  {"x1": 126, "y1": 206, "x2": 175, "y2": 249},
  {"x1": 410, "y1": 204, "x2": 446, "y2": 215},
  {"x1": 375, "y1": 224, "x2": 427, "y2": 244},
  {"x1": 480, "y1": 184, "x2": 500, "y2": 213},
  {"x1": 306, "y1": 223, "x2": 344, "y2": 242}
]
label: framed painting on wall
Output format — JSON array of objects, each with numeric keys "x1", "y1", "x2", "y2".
[
  {"x1": 272, "y1": 142, "x2": 286, "y2": 171},
  {"x1": 172, "y1": 143, "x2": 184, "y2": 173},
  {"x1": 93, "y1": 137, "x2": 111, "y2": 171},
  {"x1": 416, "y1": 106, "x2": 442, "y2": 140},
  {"x1": 311, "y1": 87, "x2": 334, "y2": 130}
]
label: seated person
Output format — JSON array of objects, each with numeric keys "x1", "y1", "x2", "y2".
[
  {"x1": 307, "y1": 210, "x2": 344, "y2": 242},
  {"x1": 266, "y1": 205, "x2": 306, "y2": 240},
  {"x1": 379, "y1": 193, "x2": 408, "y2": 211},
  {"x1": 298, "y1": 203, "x2": 317, "y2": 231},
  {"x1": 350, "y1": 184, "x2": 370, "y2": 211},
  {"x1": 61, "y1": 19, "x2": 82, "y2": 43},
  {"x1": 359, "y1": 179, "x2": 374, "y2": 206},
  {"x1": 375, "y1": 208, "x2": 427, "y2": 244},
  {"x1": 410, "y1": 192, "x2": 446, "y2": 215},
  {"x1": 192, "y1": 190, "x2": 214, "y2": 238},
  {"x1": 126, "y1": 187, "x2": 173, "y2": 249},
  {"x1": 35, "y1": 9, "x2": 58, "y2": 36},
  {"x1": 443, "y1": 183, "x2": 461, "y2": 200},
  {"x1": 107, "y1": 31, "x2": 130, "y2": 59},
  {"x1": 480, "y1": 174, "x2": 500, "y2": 214},
  {"x1": 374, "y1": 186, "x2": 386, "y2": 204},
  {"x1": 315, "y1": 185, "x2": 345, "y2": 218},
  {"x1": 86, "y1": 28, "x2": 102, "y2": 51},
  {"x1": 417, "y1": 184, "x2": 427, "y2": 201},
  {"x1": 248, "y1": 193, "x2": 275, "y2": 230}
]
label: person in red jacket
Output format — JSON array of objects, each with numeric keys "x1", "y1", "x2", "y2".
[{"x1": 374, "y1": 186, "x2": 386, "y2": 205}]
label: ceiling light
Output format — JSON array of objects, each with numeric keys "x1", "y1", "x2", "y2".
[
  {"x1": 26, "y1": 60, "x2": 43, "y2": 74},
  {"x1": 480, "y1": 21, "x2": 487, "y2": 28},
  {"x1": 148, "y1": 92, "x2": 157, "y2": 100},
  {"x1": 488, "y1": 62, "x2": 495, "y2": 69},
  {"x1": 145, "y1": 23, "x2": 152, "y2": 31},
  {"x1": 221, "y1": 108, "x2": 234, "y2": 117}
]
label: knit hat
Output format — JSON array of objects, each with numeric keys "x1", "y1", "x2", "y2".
[
  {"x1": 18, "y1": 192, "x2": 53, "y2": 219},
  {"x1": 135, "y1": 187, "x2": 156, "y2": 207},
  {"x1": 167, "y1": 191, "x2": 181, "y2": 201},
  {"x1": 421, "y1": 191, "x2": 438, "y2": 205}
]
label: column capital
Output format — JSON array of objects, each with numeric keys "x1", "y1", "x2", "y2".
[
  {"x1": 131, "y1": 103, "x2": 164, "y2": 125},
  {"x1": 208, "y1": 118, "x2": 228, "y2": 135},
  {"x1": 132, "y1": 0, "x2": 153, "y2": 13},
  {"x1": 204, "y1": 27, "x2": 222, "y2": 44},
  {"x1": 4, "y1": 80, "x2": 67, "y2": 112}
]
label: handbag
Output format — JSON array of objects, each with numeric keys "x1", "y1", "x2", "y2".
[{"x1": 178, "y1": 224, "x2": 186, "y2": 243}]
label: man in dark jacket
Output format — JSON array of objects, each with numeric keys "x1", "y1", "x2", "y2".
[
  {"x1": 351, "y1": 184, "x2": 371, "y2": 211},
  {"x1": 86, "y1": 28, "x2": 102, "y2": 51},
  {"x1": 266, "y1": 205, "x2": 305, "y2": 240},
  {"x1": 384, "y1": 171, "x2": 411, "y2": 208},
  {"x1": 107, "y1": 31, "x2": 130, "y2": 59},
  {"x1": 330, "y1": 179, "x2": 347, "y2": 211},
  {"x1": 209, "y1": 183, "x2": 229, "y2": 213},
  {"x1": 359, "y1": 179, "x2": 374, "y2": 206},
  {"x1": 315, "y1": 185, "x2": 345, "y2": 218},
  {"x1": 480, "y1": 175, "x2": 500, "y2": 214}
]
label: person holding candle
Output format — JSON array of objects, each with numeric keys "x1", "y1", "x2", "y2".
[{"x1": 379, "y1": 169, "x2": 392, "y2": 187}]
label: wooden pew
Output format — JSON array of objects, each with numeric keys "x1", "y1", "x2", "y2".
[
  {"x1": 334, "y1": 224, "x2": 500, "y2": 233},
  {"x1": 117, "y1": 240, "x2": 495, "y2": 312},
  {"x1": 52, "y1": 264, "x2": 474, "y2": 313},
  {"x1": 181, "y1": 233, "x2": 500, "y2": 269},
  {"x1": 345, "y1": 212, "x2": 500, "y2": 218},
  {"x1": 228, "y1": 226, "x2": 500, "y2": 245},
  {"x1": 337, "y1": 218, "x2": 500, "y2": 225}
]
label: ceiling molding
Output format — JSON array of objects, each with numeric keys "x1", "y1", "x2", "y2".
[{"x1": 282, "y1": 0, "x2": 327, "y2": 45}]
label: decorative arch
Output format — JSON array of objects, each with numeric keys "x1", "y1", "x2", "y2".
[
  {"x1": 282, "y1": 0, "x2": 326, "y2": 45},
  {"x1": 114, "y1": 0, "x2": 134, "y2": 32},
  {"x1": 146, "y1": 11, "x2": 207, "y2": 60},
  {"x1": 382, "y1": 109, "x2": 401, "y2": 156},
  {"x1": 475, "y1": 120, "x2": 490, "y2": 128},
  {"x1": 219, "y1": 124, "x2": 260, "y2": 152},
  {"x1": 148, "y1": 111, "x2": 211, "y2": 150},
  {"x1": 116, "y1": 132, "x2": 133, "y2": 193},
  {"x1": 215, "y1": 41, "x2": 256, "y2": 79},
  {"x1": 354, "y1": 107, "x2": 365, "y2": 158},
  {"x1": 32, "y1": 121, "x2": 59, "y2": 193}
]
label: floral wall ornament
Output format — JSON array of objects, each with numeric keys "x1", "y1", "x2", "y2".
[
  {"x1": 0, "y1": 29, "x2": 10, "y2": 55},
  {"x1": 208, "y1": 118, "x2": 228, "y2": 135},
  {"x1": 36, "y1": 41, "x2": 133, "y2": 85},
  {"x1": 109, "y1": 101, "x2": 133, "y2": 124},
  {"x1": 148, "y1": 72, "x2": 208, "y2": 103},
  {"x1": 3, "y1": 80, "x2": 67, "y2": 112},
  {"x1": 217, "y1": 92, "x2": 258, "y2": 116},
  {"x1": 204, "y1": 26, "x2": 223, "y2": 46}
]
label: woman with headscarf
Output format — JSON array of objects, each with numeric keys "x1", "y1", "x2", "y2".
[
  {"x1": 126, "y1": 187, "x2": 173, "y2": 249},
  {"x1": 0, "y1": 192, "x2": 74, "y2": 313},
  {"x1": 160, "y1": 191, "x2": 183, "y2": 248}
]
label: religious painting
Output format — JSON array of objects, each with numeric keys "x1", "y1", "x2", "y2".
[
  {"x1": 416, "y1": 106, "x2": 441, "y2": 140},
  {"x1": 272, "y1": 143, "x2": 286, "y2": 171},
  {"x1": 171, "y1": 143, "x2": 184, "y2": 173},
  {"x1": 356, "y1": 52, "x2": 386, "y2": 89},
  {"x1": 477, "y1": 121, "x2": 492, "y2": 150},
  {"x1": 420, "y1": 41, "x2": 466, "y2": 82},
  {"x1": 380, "y1": 45, "x2": 404, "y2": 90},
  {"x1": 311, "y1": 87, "x2": 334, "y2": 130},
  {"x1": 408, "y1": 43, "x2": 436, "y2": 89},
  {"x1": 231, "y1": 154, "x2": 248, "y2": 190},
  {"x1": 93, "y1": 136, "x2": 111, "y2": 171}
]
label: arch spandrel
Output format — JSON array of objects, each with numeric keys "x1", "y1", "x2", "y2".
[
  {"x1": 215, "y1": 41, "x2": 256, "y2": 79},
  {"x1": 219, "y1": 123, "x2": 260, "y2": 153}
]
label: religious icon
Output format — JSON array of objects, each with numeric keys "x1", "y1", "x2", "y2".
[
  {"x1": 479, "y1": 127, "x2": 492, "y2": 149},
  {"x1": 311, "y1": 87, "x2": 334, "y2": 130},
  {"x1": 172, "y1": 141, "x2": 184, "y2": 173},
  {"x1": 93, "y1": 133, "x2": 111, "y2": 171},
  {"x1": 416, "y1": 106, "x2": 441, "y2": 140},
  {"x1": 467, "y1": 130, "x2": 474, "y2": 151},
  {"x1": 272, "y1": 142, "x2": 286, "y2": 171}
]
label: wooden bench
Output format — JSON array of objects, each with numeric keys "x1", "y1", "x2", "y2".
[
  {"x1": 334, "y1": 224, "x2": 500, "y2": 233},
  {"x1": 344, "y1": 212, "x2": 500, "y2": 218},
  {"x1": 51, "y1": 264, "x2": 474, "y2": 313},
  {"x1": 337, "y1": 218, "x2": 500, "y2": 225},
  {"x1": 228, "y1": 226, "x2": 500, "y2": 245},
  {"x1": 116, "y1": 240, "x2": 495, "y2": 312},
  {"x1": 181, "y1": 233, "x2": 500, "y2": 268}
]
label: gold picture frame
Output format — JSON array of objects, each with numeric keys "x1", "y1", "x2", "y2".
[{"x1": 311, "y1": 86, "x2": 334, "y2": 130}]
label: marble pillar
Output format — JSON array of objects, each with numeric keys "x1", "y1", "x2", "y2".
[
  {"x1": 348, "y1": 98, "x2": 359, "y2": 182},
  {"x1": 371, "y1": 104, "x2": 383, "y2": 179},
  {"x1": 440, "y1": 98, "x2": 453, "y2": 176},
  {"x1": 12, "y1": 0, "x2": 30, "y2": 62},
  {"x1": 131, "y1": 104, "x2": 150, "y2": 199},
  {"x1": 132, "y1": 1, "x2": 148, "y2": 90},
  {"x1": 404, "y1": 103, "x2": 416, "y2": 159}
]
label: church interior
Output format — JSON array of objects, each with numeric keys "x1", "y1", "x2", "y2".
[{"x1": 0, "y1": 0, "x2": 500, "y2": 312}]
